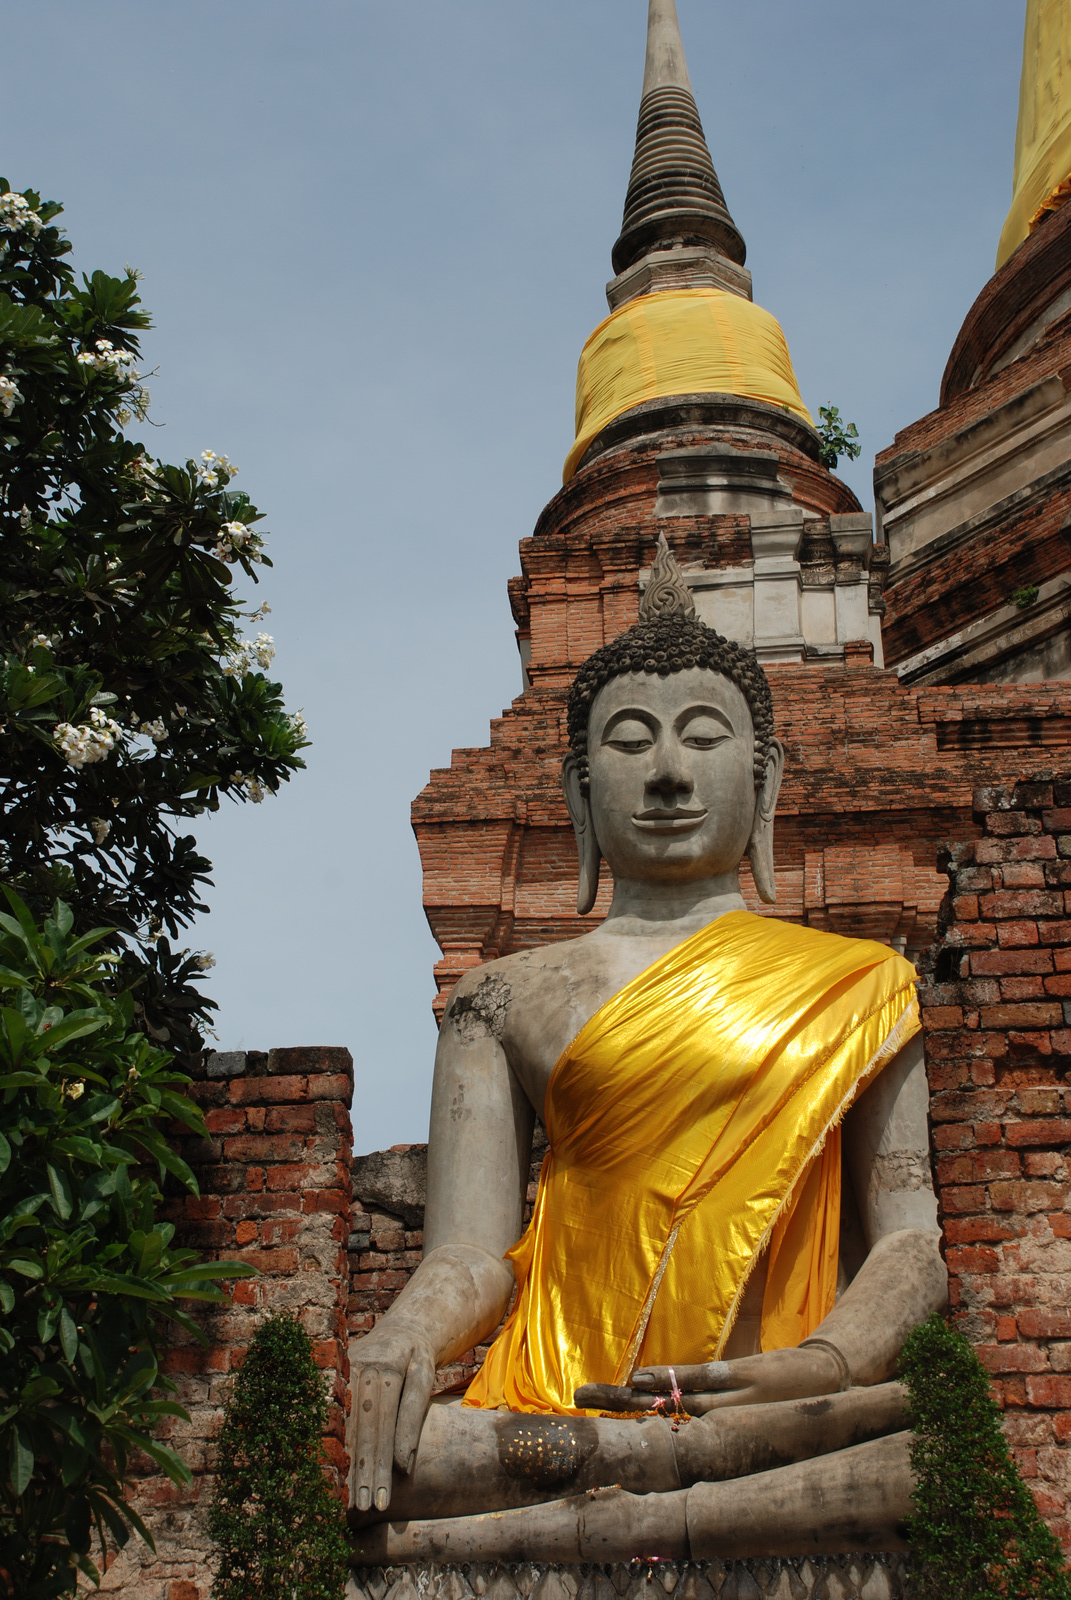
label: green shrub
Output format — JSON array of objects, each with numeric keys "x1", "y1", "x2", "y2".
[
  {"x1": 0, "y1": 889, "x2": 254, "y2": 1596},
  {"x1": 901, "y1": 1314, "x2": 1071, "y2": 1599},
  {"x1": 0, "y1": 180, "x2": 308, "y2": 1062},
  {"x1": 816, "y1": 402, "x2": 862, "y2": 469},
  {"x1": 208, "y1": 1314, "x2": 348, "y2": 1600}
]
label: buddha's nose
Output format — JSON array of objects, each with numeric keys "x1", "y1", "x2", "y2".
[{"x1": 647, "y1": 748, "x2": 693, "y2": 802}]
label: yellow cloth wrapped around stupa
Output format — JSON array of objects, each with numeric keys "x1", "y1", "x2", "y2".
[
  {"x1": 998, "y1": 0, "x2": 1071, "y2": 269},
  {"x1": 464, "y1": 911, "x2": 919, "y2": 1416},
  {"x1": 563, "y1": 288, "x2": 812, "y2": 484}
]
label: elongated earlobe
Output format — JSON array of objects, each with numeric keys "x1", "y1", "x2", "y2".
[
  {"x1": 562, "y1": 754, "x2": 601, "y2": 916},
  {"x1": 748, "y1": 738, "x2": 785, "y2": 905}
]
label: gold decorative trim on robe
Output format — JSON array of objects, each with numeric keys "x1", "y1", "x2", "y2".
[{"x1": 464, "y1": 911, "x2": 919, "y2": 1416}]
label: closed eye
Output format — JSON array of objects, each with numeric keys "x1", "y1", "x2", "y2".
[{"x1": 607, "y1": 737, "x2": 653, "y2": 753}]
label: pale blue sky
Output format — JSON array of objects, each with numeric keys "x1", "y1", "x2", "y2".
[{"x1": 2, "y1": 1, "x2": 1025, "y2": 1150}]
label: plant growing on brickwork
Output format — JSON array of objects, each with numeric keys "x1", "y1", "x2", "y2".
[
  {"x1": 816, "y1": 403, "x2": 861, "y2": 470},
  {"x1": 208, "y1": 1313, "x2": 348, "y2": 1600},
  {"x1": 0, "y1": 180, "x2": 309, "y2": 1063},
  {"x1": 0, "y1": 889, "x2": 255, "y2": 1598},
  {"x1": 901, "y1": 1314, "x2": 1071, "y2": 1599}
]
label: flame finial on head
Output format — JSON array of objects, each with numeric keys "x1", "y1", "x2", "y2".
[{"x1": 639, "y1": 533, "x2": 697, "y2": 623}]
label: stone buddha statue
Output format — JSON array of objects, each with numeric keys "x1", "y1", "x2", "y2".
[{"x1": 351, "y1": 539, "x2": 946, "y2": 1565}]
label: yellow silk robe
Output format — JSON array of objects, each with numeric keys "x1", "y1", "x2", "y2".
[{"x1": 464, "y1": 911, "x2": 919, "y2": 1416}]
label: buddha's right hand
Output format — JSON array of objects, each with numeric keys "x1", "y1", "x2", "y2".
[{"x1": 352, "y1": 1319, "x2": 437, "y2": 1512}]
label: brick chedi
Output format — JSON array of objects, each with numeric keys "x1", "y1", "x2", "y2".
[{"x1": 877, "y1": 7, "x2": 1071, "y2": 689}]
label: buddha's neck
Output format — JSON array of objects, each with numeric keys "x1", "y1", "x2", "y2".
[{"x1": 599, "y1": 872, "x2": 747, "y2": 939}]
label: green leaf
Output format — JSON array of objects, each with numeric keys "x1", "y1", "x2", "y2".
[
  {"x1": 0, "y1": 1130, "x2": 10, "y2": 1175},
  {"x1": 47, "y1": 1162, "x2": 73, "y2": 1219},
  {"x1": 8, "y1": 1256, "x2": 43, "y2": 1279},
  {"x1": 9, "y1": 1425, "x2": 33, "y2": 1495},
  {"x1": 59, "y1": 1306, "x2": 78, "y2": 1361}
]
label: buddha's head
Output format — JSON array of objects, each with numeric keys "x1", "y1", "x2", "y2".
[{"x1": 563, "y1": 536, "x2": 784, "y2": 914}]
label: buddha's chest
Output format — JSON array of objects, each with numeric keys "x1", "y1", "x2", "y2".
[
  {"x1": 501, "y1": 933, "x2": 702, "y2": 1117},
  {"x1": 499, "y1": 934, "x2": 710, "y2": 1120}
]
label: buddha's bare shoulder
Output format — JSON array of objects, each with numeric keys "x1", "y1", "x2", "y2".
[
  {"x1": 439, "y1": 929, "x2": 659, "y2": 1075},
  {"x1": 441, "y1": 935, "x2": 590, "y2": 1024}
]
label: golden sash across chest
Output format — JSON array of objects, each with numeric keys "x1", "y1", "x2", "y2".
[{"x1": 463, "y1": 911, "x2": 919, "y2": 1416}]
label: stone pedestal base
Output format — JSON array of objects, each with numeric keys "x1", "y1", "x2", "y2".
[{"x1": 349, "y1": 1556, "x2": 909, "y2": 1600}]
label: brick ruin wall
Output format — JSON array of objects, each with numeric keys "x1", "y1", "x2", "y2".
[
  {"x1": 920, "y1": 774, "x2": 1071, "y2": 1548},
  {"x1": 98, "y1": 774, "x2": 1071, "y2": 1593},
  {"x1": 99, "y1": 1048, "x2": 353, "y2": 1600}
]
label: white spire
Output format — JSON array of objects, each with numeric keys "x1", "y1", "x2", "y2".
[{"x1": 641, "y1": 0, "x2": 693, "y2": 97}]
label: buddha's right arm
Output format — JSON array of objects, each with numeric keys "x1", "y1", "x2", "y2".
[{"x1": 352, "y1": 975, "x2": 534, "y2": 1511}]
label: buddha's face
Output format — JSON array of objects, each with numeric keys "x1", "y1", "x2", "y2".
[{"x1": 586, "y1": 667, "x2": 758, "y2": 884}]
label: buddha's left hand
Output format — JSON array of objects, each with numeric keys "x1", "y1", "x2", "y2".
[{"x1": 574, "y1": 1345, "x2": 845, "y2": 1414}]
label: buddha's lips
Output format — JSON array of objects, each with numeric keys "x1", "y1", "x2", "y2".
[{"x1": 633, "y1": 807, "x2": 707, "y2": 831}]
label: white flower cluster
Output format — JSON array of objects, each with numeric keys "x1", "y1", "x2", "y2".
[
  {"x1": 289, "y1": 711, "x2": 308, "y2": 741},
  {"x1": 198, "y1": 450, "x2": 238, "y2": 489},
  {"x1": 222, "y1": 632, "x2": 275, "y2": 677},
  {"x1": 141, "y1": 717, "x2": 168, "y2": 741},
  {"x1": 0, "y1": 192, "x2": 43, "y2": 236},
  {"x1": 53, "y1": 706, "x2": 124, "y2": 769},
  {"x1": 232, "y1": 772, "x2": 267, "y2": 803},
  {"x1": 194, "y1": 952, "x2": 216, "y2": 971},
  {"x1": 0, "y1": 376, "x2": 22, "y2": 418},
  {"x1": 76, "y1": 339, "x2": 139, "y2": 378},
  {"x1": 213, "y1": 519, "x2": 265, "y2": 564},
  {"x1": 90, "y1": 818, "x2": 111, "y2": 845},
  {"x1": 30, "y1": 633, "x2": 57, "y2": 650}
]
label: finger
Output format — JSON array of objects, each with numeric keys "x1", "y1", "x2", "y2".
[
  {"x1": 631, "y1": 1361, "x2": 734, "y2": 1392},
  {"x1": 372, "y1": 1365, "x2": 402, "y2": 1511},
  {"x1": 354, "y1": 1364, "x2": 380, "y2": 1512},
  {"x1": 354, "y1": 1364, "x2": 402, "y2": 1513},
  {"x1": 574, "y1": 1382, "x2": 663, "y2": 1411},
  {"x1": 684, "y1": 1385, "x2": 760, "y2": 1413},
  {"x1": 395, "y1": 1346, "x2": 435, "y2": 1474}
]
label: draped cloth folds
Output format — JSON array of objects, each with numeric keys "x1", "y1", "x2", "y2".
[
  {"x1": 998, "y1": 0, "x2": 1071, "y2": 269},
  {"x1": 464, "y1": 911, "x2": 919, "y2": 1416},
  {"x1": 563, "y1": 289, "x2": 812, "y2": 484}
]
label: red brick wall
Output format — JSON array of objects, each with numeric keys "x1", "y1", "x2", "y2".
[
  {"x1": 100, "y1": 1047, "x2": 353, "y2": 1600},
  {"x1": 882, "y1": 479, "x2": 1071, "y2": 667},
  {"x1": 919, "y1": 774, "x2": 1071, "y2": 1548}
]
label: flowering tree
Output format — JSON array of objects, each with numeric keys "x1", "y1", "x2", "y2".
[{"x1": 0, "y1": 181, "x2": 308, "y2": 1059}]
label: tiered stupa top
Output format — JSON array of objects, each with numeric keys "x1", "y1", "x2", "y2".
[{"x1": 563, "y1": 0, "x2": 811, "y2": 483}]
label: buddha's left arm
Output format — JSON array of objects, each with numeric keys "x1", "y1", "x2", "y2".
[
  {"x1": 800, "y1": 1029, "x2": 948, "y2": 1385},
  {"x1": 621, "y1": 1033, "x2": 948, "y2": 1411}
]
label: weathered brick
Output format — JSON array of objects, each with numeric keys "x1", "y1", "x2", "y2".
[
  {"x1": 1028, "y1": 1376, "x2": 1071, "y2": 1408},
  {"x1": 972, "y1": 949, "x2": 1054, "y2": 975},
  {"x1": 1004, "y1": 1120, "x2": 1071, "y2": 1147},
  {"x1": 222, "y1": 1133, "x2": 309, "y2": 1163},
  {"x1": 922, "y1": 1006, "x2": 964, "y2": 1029},
  {"x1": 978, "y1": 1344, "x2": 1050, "y2": 1373},
  {"x1": 229, "y1": 1074, "x2": 306, "y2": 1106},
  {"x1": 1020, "y1": 1310, "x2": 1071, "y2": 1339},
  {"x1": 307, "y1": 1073, "x2": 354, "y2": 1102},
  {"x1": 265, "y1": 1105, "x2": 318, "y2": 1134},
  {"x1": 979, "y1": 1003, "x2": 1062, "y2": 1029},
  {"x1": 981, "y1": 891, "x2": 1065, "y2": 921}
]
